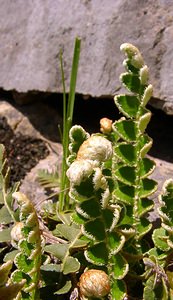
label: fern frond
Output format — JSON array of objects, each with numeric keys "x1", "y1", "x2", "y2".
[
  {"x1": 11, "y1": 192, "x2": 42, "y2": 300},
  {"x1": 37, "y1": 169, "x2": 60, "y2": 189}
]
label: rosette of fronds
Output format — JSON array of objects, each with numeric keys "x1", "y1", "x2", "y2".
[
  {"x1": 112, "y1": 43, "x2": 157, "y2": 253},
  {"x1": 10, "y1": 192, "x2": 42, "y2": 300},
  {"x1": 67, "y1": 126, "x2": 129, "y2": 299}
]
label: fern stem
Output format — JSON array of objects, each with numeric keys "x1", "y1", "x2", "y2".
[
  {"x1": 61, "y1": 230, "x2": 82, "y2": 272},
  {"x1": 133, "y1": 96, "x2": 149, "y2": 244},
  {"x1": 133, "y1": 137, "x2": 142, "y2": 243}
]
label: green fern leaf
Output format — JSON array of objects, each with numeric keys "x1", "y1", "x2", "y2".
[
  {"x1": 111, "y1": 253, "x2": 129, "y2": 280},
  {"x1": 114, "y1": 143, "x2": 136, "y2": 165},
  {"x1": 111, "y1": 280, "x2": 127, "y2": 300},
  {"x1": 139, "y1": 178, "x2": 157, "y2": 198},
  {"x1": 44, "y1": 244, "x2": 68, "y2": 261},
  {"x1": 63, "y1": 256, "x2": 80, "y2": 275},
  {"x1": 137, "y1": 198, "x2": 154, "y2": 217},
  {"x1": 83, "y1": 218, "x2": 106, "y2": 241},
  {"x1": 137, "y1": 218, "x2": 152, "y2": 239},
  {"x1": 77, "y1": 198, "x2": 101, "y2": 219},
  {"x1": 152, "y1": 228, "x2": 170, "y2": 252},
  {"x1": 54, "y1": 280, "x2": 72, "y2": 295},
  {"x1": 69, "y1": 125, "x2": 89, "y2": 156},
  {"x1": 53, "y1": 223, "x2": 80, "y2": 242},
  {"x1": 114, "y1": 95, "x2": 140, "y2": 118},
  {"x1": 139, "y1": 157, "x2": 155, "y2": 179},
  {"x1": 114, "y1": 165, "x2": 136, "y2": 185},
  {"x1": 108, "y1": 232, "x2": 125, "y2": 254},
  {"x1": 113, "y1": 183, "x2": 134, "y2": 206},
  {"x1": 139, "y1": 134, "x2": 153, "y2": 157},
  {"x1": 120, "y1": 72, "x2": 142, "y2": 94},
  {"x1": 85, "y1": 242, "x2": 108, "y2": 265},
  {"x1": 113, "y1": 118, "x2": 137, "y2": 142}
]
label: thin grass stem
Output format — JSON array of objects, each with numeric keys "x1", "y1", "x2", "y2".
[{"x1": 58, "y1": 37, "x2": 81, "y2": 212}]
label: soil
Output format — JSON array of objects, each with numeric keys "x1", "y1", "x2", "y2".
[{"x1": 0, "y1": 116, "x2": 49, "y2": 185}]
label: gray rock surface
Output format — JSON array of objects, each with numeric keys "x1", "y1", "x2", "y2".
[{"x1": 0, "y1": 1, "x2": 173, "y2": 112}]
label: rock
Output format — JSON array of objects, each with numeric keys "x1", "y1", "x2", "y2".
[
  {"x1": 0, "y1": 100, "x2": 62, "y2": 141},
  {"x1": 20, "y1": 151, "x2": 61, "y2": 209},
  {"x1": 12, "y1": 91, "x2": 49, "y2": 105},
  {"x1": 0, "y1": 100, "x2": 62, "y2": 207},
  {"x1": 151, "y1": 157, "x2": 173, "y2": 195},
  {"x1": 0, "y1": 1, "x2": 173, "y2": 112}
]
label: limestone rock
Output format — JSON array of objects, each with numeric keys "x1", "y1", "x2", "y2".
[{"x1": 0, "y1": 1, "x2": 173, "y2": 112}]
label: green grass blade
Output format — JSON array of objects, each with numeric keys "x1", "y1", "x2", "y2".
[
  {"x1": 67, "y1": 37, "x2": 81, "y2": 126},
  {"x1": 58, "y1": 37, "x2": 81, "y2": 212}
]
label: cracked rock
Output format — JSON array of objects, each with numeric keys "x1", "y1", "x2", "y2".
[{"x1": 0, "y1": 1, "x2": 173, "y2": 112}]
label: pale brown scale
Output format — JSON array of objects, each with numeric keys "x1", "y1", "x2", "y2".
[{"x1": 100, "y1": 117, "x2": 113, "y2": 134}]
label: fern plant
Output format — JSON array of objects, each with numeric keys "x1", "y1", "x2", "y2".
[
  {"x1": 66, "y1": 128, "x2": 128, "y2": 299},
  {"x1": 111, "y1": 43, "x2": 158, "y2": 297},
  {"x1": 1, "y1": 40, "x2": 173, "y2": 300},
  {"x1": 10, "y1": 192, "x2": 42, "y2": 300},
  {"x1": 65, "y1": 43, "x2": 159, "y2": 299}
]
